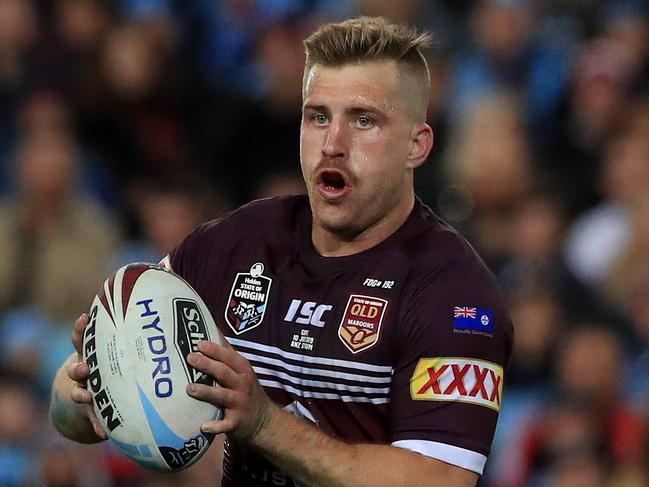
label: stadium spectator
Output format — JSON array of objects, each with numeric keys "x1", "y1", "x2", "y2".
[
  {"x1": 0, "y1": 129, "x2": 121, "y2": 323},
  {"x1": 505, "y1": 285, "x2": 565, "y2": 391},
  {"x1": 112, "y1": 172, "x2": 231, "y2": 267},
  {"x1": 0, "y1": 376, "x2": 42, "y2": 487},
  {"x1": 498, "y1": 192, "x2": 632, "y2": 338},
  {"x1": 565, "y1": 102, "x2": 649, "y2": 288},
  {"x1": 0, "y1": 0, "x2": 37, "y2": 128},
  {"x1": 73, "y1": 19, "x2": 198, "y2": 195},
  {"x1": 442, "y1": 93, "x2": 534, "y2": 265},
  {"x1": 203, "y1": 18, "x2": 307, "y2": 204},
  {"x1": 603, "y1": 193, "x2": 649, "y2": 310},
  {"x1": 447, "y1": 0, "x2": 569, "y2": 131},
  {"x1": 625, "y1": 270, "x2": 649, "y2": 414},
  {"x1": 512, "y1": 326, "x2": 647, "y2": 486},
  {"x1": 539, "y1": 36, "x2": 643, "y2": 215}
]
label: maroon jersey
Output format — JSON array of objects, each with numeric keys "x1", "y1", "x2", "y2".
[{"x1": 169, "y1": 196, "x2": 513, "y2": 486}]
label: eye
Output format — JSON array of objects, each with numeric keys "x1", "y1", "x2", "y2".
[
  {"x1": 356, "y1": 116, "x2": 374, "y2": 129},
  {"x1": 313, "y1": 113, "x2": 328, "y2": 125}
]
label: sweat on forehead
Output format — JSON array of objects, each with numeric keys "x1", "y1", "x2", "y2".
[{"x1": 302, "y1": 60, "x2": 429, "y2": 123}]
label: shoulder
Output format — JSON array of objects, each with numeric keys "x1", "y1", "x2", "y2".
[
  {"x1": 394, "y1": 205, "x2": 513, "y2": 354},
  {"x1": 169, "y1": 195, "x2": 307, "y2": 275},
  {"x1": 400, "y1": 203, "x2": 490, "y2": 282},
  {"x1": 194, "y1": 195, "x2": 306, "y2": 239},
  {"x1": 402, "y1": 213, "x2": 507, "y2": 326},
  {"x1": 229, "y1": 195, "x2": 306, "y2": 220}
]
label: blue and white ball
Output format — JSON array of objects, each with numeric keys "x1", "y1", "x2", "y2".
[{"x1": 82, "y1": 263, "x2": 223, "y2": 471}]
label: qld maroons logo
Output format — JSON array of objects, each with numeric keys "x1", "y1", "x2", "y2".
[
  {"x1": 225, "y1": 263, "x2": 272, "y2": 335},
  {"x1": 338, "y1": 294, "x2": 388, "y2": 353}
]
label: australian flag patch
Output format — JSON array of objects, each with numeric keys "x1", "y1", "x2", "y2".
[{"x1": 453, "y1": 306, "x2": 494, "y2": 337}]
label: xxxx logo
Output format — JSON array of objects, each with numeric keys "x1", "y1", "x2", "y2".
[{"x1": 410, "y1": 358, "x2": 503, "y2": 411}]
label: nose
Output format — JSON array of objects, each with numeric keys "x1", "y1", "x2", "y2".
[{"x1": 322, "y1": 118, "x2": 348, "y2": 160}]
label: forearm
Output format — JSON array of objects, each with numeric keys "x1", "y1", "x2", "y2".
[
  {"x1": 249, "y1": 405, "x2": 477, "y2": 487},
  {"x1": 50, "y1": 353, "x2": 103, "y2": 443},
  {"x1": 187, "y1": 340, "x2": 478, "y2": 485}
]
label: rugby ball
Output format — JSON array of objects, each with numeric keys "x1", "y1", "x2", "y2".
[{"x1": 82, "y1": 263, "x2": 223, "y2": 471}]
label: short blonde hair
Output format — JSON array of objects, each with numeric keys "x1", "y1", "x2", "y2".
[{"x1": 303, "y1": 17, "x2": 432, "y2": 118}]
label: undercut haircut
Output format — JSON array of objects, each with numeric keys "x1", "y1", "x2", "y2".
[{"x1": 303, "y1": 17, "x2": 432, "y2": 119}]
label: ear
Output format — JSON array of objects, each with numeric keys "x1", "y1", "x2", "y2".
[{"x1": 406, "y1": 123, "x2": 434, "y2": 169}]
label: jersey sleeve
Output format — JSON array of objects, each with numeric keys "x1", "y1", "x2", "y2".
[
  {"x1": 389, "y1": 261, "x2": 513, "y2": 475},
  {"x1": 168, "y1": 225, "x2": 201, "y2": 279},
  {"x1": 167, "y1": 219, "x2": 223, "y2": 291}
]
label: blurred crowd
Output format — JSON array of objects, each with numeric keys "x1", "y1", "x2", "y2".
[{"x1": 0, "y1": 0, "x2": 647, "y2": 486}]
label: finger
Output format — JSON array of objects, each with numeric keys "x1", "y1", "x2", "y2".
[
  {"x1": 92, "y1": 421, "x2": 108, "y2": 440},
  {"x1": 86, "y1": 406, "x2": 107, "y2": 440},
  {"x1": 187, "y1": 353, "x2": 241, "y2": 389},
  {"x1": 71, "y1": 313, "x2": 89, "y2": 354},
  {"x1": 194, "y1": 340, "x2": 224, "y2": 359},
  {"x1": 201, "y1": 418, "x2": 235, "y2": 436},
  {"x1": 67, "y1": 361, "x2": 90, "y2": 382},
  {"x1": 187, "y1": 382, "x2": 236, "y2": 408},
  {"x1": 70, "y1": 386, "x2": 93, "y2": 404},
  {"x1": 197, "y1": 340, "x2": 250, "y2": 374}
]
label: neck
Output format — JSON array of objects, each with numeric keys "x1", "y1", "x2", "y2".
[{"x1": 312, "y1": 194, "x2": 415, "y2": 257}]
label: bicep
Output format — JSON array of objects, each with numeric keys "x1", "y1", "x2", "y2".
[
  {"x1": 394, "y1": 445, "x2": 478, "y2": 486},
  {"x1": 350, "y1": 442, "x2": 478, "y2": 487},
  {"x1": 389, "y1": 269, "x2": 513, "y2": 476},
  {"x1": 420, "y1": 455, "x2": 478, "y2": 486}
]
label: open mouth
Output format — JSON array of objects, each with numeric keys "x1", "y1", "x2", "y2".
[
  {"x1": 317, "y1": 170, "x2": 350, "y2": 200},
  {"x1": 321, "y1": 171, "x2": 346, "y2": 191}
]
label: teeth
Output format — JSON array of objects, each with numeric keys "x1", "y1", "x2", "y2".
[{"x1": 319, "y1": 171, "x2": 346, "y2": 192}]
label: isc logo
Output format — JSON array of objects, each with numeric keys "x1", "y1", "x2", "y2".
[
  {"x1": 284, "y1": 299, "x2": 332, "y2": 327},
  {"x1": 410, "y1": 357, "x2": 504, "y2": 411}
]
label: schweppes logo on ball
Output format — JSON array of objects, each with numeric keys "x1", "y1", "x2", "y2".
[
  {"x1": 225, "y1": 262, "x2": 272, "y2": 335},
  {"x1": 338, "y1": 294, "x2": 388, "y2": 354},
  {"x1": 173, "y1": 298, "x2": 213, "y2": 385}
]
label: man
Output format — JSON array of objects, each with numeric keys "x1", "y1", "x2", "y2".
[{"x1": 51, "y1": 17, "x2": 513, "y2": 486}]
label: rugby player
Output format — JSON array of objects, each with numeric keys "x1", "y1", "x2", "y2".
[{"x1": 51, "y1": 16, "x2": 513, "y2": 486}]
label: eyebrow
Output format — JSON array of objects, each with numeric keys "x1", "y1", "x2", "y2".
[
  {"x1": 303, "y1": 104, "x2": 329, "y2": 114},
  {"x1": 346, "y1": 106, "x2": 386, "y2": 120},
  {"x1": 303, "y1": 104, "x2": 388, "y2": 121}
]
